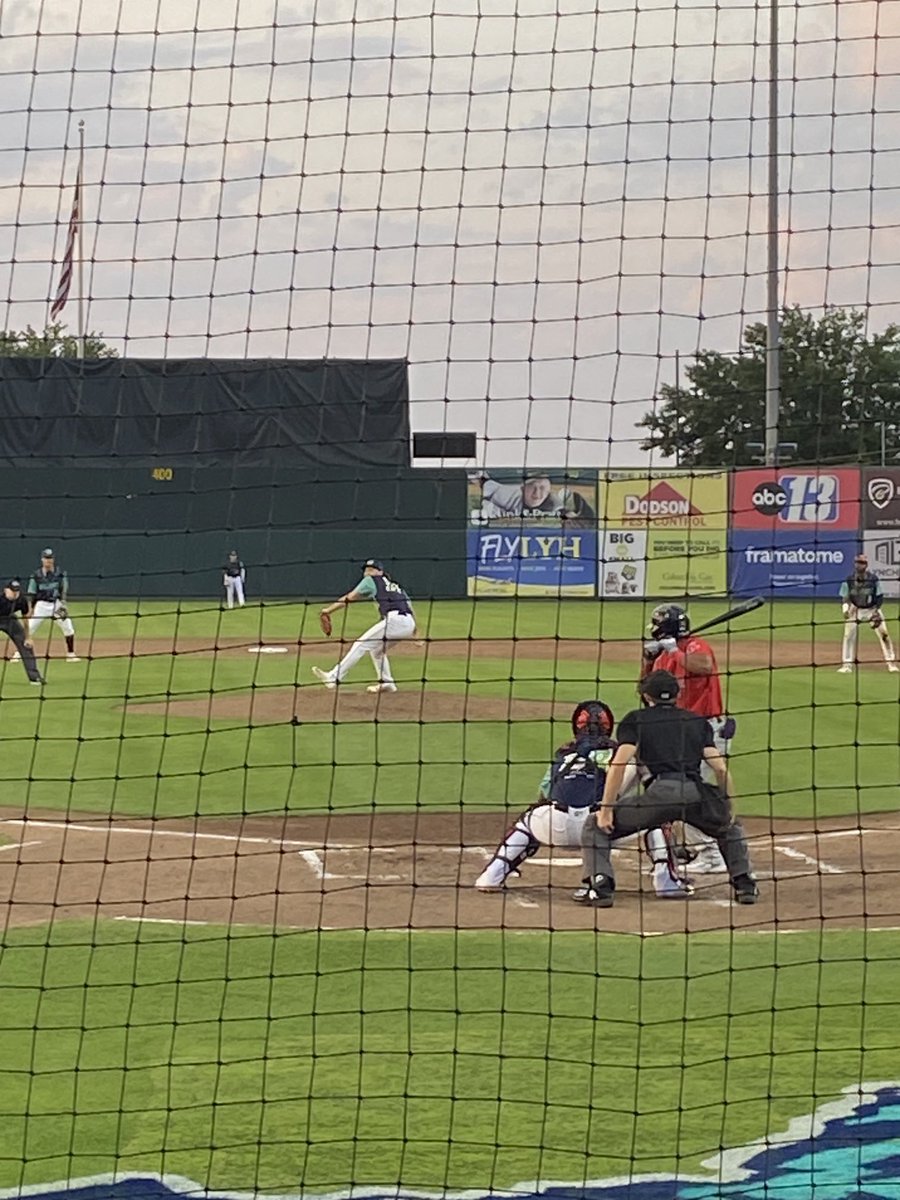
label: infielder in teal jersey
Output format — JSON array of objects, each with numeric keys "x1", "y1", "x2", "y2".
[
  {"x1": 313, "y1": 559, "x2": 416, "y2": 693},
  {"x1": 12, "y1": 548, "x2": 79, "y2": 663}
]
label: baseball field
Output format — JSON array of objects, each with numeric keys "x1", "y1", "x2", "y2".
[{"x1": 1, "y1": 597, "x2": 898, "y2": 1193}]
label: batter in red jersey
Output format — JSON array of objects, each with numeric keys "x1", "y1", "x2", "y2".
[{"x1": 641, "y1": 604, "x2": 732, "y2": 873}]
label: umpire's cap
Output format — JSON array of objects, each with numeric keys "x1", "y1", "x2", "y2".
[
  {"x1": 6, "y1": 579, "x2": 21, "y2": 591},
  {"x1": 642, "y1": 669, "x2": 680, "y2": 704},
  {"x1": 362, "y1": 559, "x2": 385, "y2": 572},
  {"x1": 41, "y1": 547, "x2": 54, "y2": 558}
]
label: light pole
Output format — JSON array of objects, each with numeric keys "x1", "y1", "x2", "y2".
[{"x1": 764, "y1": 0, "x2": 781, "y2": 468}]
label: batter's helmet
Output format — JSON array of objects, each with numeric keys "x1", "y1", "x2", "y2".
[
  {"x1": 649, "y1": 603, "x2": 690, "y2": 640},
  {"x1": 571, "y1": 700, "x2": 615, "y2": 738}
]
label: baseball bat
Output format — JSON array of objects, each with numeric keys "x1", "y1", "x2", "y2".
[{"x1": 689, "y1": 596, "x2": 765, "y2": 637}]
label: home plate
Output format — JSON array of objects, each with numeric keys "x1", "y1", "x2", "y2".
[{"x1": 248, "y1": 646, "x2": 288, "y2": 654}]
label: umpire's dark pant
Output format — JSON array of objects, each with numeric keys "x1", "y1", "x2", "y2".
[
  {"x1": 0, "y1": 618, "x2": 43, "y2": 682},
  {"x1": 581, "y1": 775, "x2": 753, "y2": 887}
]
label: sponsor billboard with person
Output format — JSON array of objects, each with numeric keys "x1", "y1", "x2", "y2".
[{"x1": 598, "y1": 471, "x2": 728, "y2": 598}]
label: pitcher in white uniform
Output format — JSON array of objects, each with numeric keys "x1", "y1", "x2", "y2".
[{"x1": 312, "y1": 559, "x2": 416, "y2": 694}]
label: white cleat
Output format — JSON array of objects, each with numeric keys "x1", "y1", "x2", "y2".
[
  {"x1": 367, "y1": 682, "x2": 398, "y2": 693},
  {"x1": 311, "y1": 666, "x2": 336, "y2": 690},
  {"x1": 66, "y1": 654, "x2": 81, "y2": 662},
  {"x1": 10, "y1": 653, "x2": 21, "y2": 663},
  {"x1": 474, "y1": 870, "x2": 506, "y2": 892},
  {"x1": 888, "y1": 663, "x2": 899, "y2": 673},
  {"x1": 837, "y1": 664, "x2": 853, "y2": 674},
  {"x1": 655, "y1": 879, "x2": 695, "y2": 899}
]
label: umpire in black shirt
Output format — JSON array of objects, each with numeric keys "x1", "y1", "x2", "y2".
[
  {"x1": 0, "y1": 580, "x2": 44, "y2": 684},
  {"x1": 580, "y1": 670, "x2": 757, "y2": 907}
]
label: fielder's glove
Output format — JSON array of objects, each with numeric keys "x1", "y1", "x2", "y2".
[
  {"x1": 870, "y1": 611, "x2": 883, "y2": 630},
  {"x1": 319, "y1": 609, "x2": 333, "y2": 637},
  {"x1": 55, "y1": 602, "x2": 69, "y2": 620}
]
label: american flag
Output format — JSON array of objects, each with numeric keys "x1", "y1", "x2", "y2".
[{"x1": 50, "y1": 166, "x2": 80, "y2": 321}]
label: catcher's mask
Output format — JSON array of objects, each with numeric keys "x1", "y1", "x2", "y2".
[
  {"x1": 649, "y1": 603, "x2": 690, "y2": 640},
  {"x1": 571, "y1": 700, "x2": 615, "y2": 739}
]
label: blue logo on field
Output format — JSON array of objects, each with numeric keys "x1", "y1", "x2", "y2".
[{"x1": 4, "y1": 1083, "x2": 899, "y2": 1200}]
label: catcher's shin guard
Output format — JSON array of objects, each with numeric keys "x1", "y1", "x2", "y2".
[
  {"x1": 475, "y1": 817, "x2": 540, "y2": 889},
  {"x1": 644, "y1": 824, "x2": 683, "y2": 884}
]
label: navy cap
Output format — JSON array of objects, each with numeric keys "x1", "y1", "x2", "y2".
[
  {"x1": 362, "y1": 559, "x2": 384, "y2": 572},
  {"x1": 41, "y1": 548, "x2": 54, "y2": 558},
  {"x1": 6, "y1": 579, "x2": 21, "y2": 591},
  {"x1": 642, "y1": 669, "x2": 680, "y2": 703}
]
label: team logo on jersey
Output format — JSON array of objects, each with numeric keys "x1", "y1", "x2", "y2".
[{"x1": 867, "y1": 477, "x2": 896, "y2": 510}]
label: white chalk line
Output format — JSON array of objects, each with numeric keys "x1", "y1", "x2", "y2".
[
  {"x1": 0, "y1": 840, "x2": 42, "y2": 853},
  {"x1": 775, "y1": 845, "x2": 844, "y2": 875}
]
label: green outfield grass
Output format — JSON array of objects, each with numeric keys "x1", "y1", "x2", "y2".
[
  {"x1": 2, "y1": 599, "x2": 897, "y2": 820},
  {"x1": 0, "y1": 919, "x2": 896, "y2": 1192}
]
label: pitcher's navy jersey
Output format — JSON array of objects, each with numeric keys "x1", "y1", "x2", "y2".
[{"x1": 354, "y1": 573, "x2": 413, "y2": 617}]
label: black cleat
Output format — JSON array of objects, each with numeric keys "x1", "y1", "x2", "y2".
[
  {"x1": 583, "y1": 875, "x2": 615, "y2": 908},
  {"x1": 733, "y1": 874, "x2": 759, "y2": 905}
]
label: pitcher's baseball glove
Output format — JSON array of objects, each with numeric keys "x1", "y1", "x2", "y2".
[
  {"x1": 870, "y1": 611, "x2": 884, "y2": 630},
  {"x1": 319, "y1": 610, "x2": 333, "y2": 637}
]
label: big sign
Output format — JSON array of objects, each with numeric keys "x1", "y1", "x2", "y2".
[{"x1": 731, "y1": 468, "x2": 860, "y2": 530}]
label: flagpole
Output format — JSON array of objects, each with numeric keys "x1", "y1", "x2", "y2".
[{"x1": 76, "y1": 120, "x2": 85, "y2": 359}]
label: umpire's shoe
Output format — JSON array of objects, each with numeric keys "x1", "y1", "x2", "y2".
[
  {"x1": 732, "y1": 874, "x2": 759, "y2": 905},
  {"x1": 576, "y1": 875, "x2": 615, "y2": 908}
]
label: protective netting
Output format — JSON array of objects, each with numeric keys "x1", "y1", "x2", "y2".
[{"x1": 1, "y1": 2, "x2": 899, "y2": 1199}]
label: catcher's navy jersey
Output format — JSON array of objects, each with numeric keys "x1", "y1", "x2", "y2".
[{"x1": 28, "y1": 567, "x2": 68, "y2": 603}]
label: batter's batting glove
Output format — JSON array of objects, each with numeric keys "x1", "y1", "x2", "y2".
[
  {"x1": 642, "y1": 639, "x2": 662, "y2": 659},
  {"x1": 319, "y1": 610, "x2": 333, "y2": 637}
]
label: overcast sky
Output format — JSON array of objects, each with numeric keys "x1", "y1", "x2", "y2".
[{"x1": 0, "y1": 0, "x2": 897, "y2": 467}]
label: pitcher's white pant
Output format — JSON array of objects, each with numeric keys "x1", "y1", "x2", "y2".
[
  {"x1": 224, "y1": 577, "x2": 245, "y2": 608},
  {"x1": 28, "y1": 599, "x2": 75, "y2": 639},
  {"x1": 325, "y1": 611, "x2": 416, "y2": 686},
  {"x1": 842, "y1": 607, "x2": 896, "y2": 666}
]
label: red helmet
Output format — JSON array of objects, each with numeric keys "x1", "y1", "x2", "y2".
[{"x1": 571, "y1": 700, "x2": 615, "y2": 738}]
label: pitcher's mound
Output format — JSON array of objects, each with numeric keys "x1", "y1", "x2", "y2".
[{"x1": 128, "y1": 686, "x2": 578, "y2": 724}]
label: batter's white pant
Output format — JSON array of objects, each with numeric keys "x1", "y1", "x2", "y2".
[
  {"x1": 325, "y1": 611, "x2": 416, "y2": 686},
  {"x1": 224, "y1": 577, "x2": 245, "y2": 607},
  {"x1": 842, "y1": 607, "x2": 896, "y2": 666},
  {"x1": 28, "y1": 599, "x2": 75, "y2": 639},
  {"x1": 686, "y1": 716, "x2": 734, "y2": 860}
]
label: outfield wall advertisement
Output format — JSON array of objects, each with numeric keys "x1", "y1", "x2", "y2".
[
  {"x1": 467, "y1": 529, "x2": 597, "y2": 596},
  {"x1": 730, "y1": 468, "x2": 861, "y2": 597},
  {"x1": 466, "y1": 469, "x2": 598, "y2": 595},
  {"x1": 598, "y1": 471, "x2": 728, "y2": 598}
]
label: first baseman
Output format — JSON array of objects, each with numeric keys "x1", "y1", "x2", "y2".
[
  {"x1": 223, "y1": 550, "x2": 247, "y2": 608},
  {"x1": 313, "y1": 559, "x2": 416, "y2": 693},
  {"x1": 0, "y1": 580, "x2": 44, "y2": 684},
  {"x1": 11, "y1": 548, "x2": 79, "y2": 663},
  {"x1": 838, "y1": 553, "x2": 897, "y2": 673}
]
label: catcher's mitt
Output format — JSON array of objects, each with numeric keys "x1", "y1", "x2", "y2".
[
  {"x1": 319, "y1": 609, "x2": 333, "y2": 637},
  {"x1": 55, "y1": 602, "x2": 69, "y2": 620}
]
